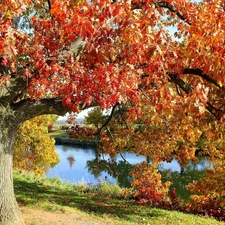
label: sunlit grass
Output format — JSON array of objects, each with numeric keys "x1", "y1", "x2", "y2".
[
  {"x1": 73, "y1": 179, "x2": 125, "y2": 199},
  {"x1": 47, "y1": 129, "x2": 69, "y2": 138},
  {"x1": 13, "y1": 170, "x2": 224, "y2": 225}
]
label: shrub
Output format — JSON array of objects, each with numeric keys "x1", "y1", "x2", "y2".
[{"x1": 130, "y1": 162, "x2": 171, "y2": 206}]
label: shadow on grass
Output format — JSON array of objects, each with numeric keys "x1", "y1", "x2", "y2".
[{"x1": 14, "y1": 176, "x2": 164, "y2": 222}]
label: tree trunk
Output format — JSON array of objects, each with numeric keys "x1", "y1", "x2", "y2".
[{"x1": 0, "y1": 115, "x2": 24, "y2": 225}]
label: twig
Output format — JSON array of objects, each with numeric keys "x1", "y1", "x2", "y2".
[
  {"x1": 119, "y1": 152, "x2": 132, "y2": 166},
  {"x1": 96, "y1": 102, "x2": 119, "y2": 134},
  {"x1": 106, "y1": 126, "x2": 114, "y2": 140},
  {"x1": 118, "y1": 104, "x2": 129, "y2": 129},
  {"x1": 47, "y1": 0, "x2": 51, "y2": 10}
]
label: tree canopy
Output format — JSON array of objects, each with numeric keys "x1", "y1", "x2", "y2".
[
  {"x1": 2, "y1": 0, "x2": 225, "y2": 118},
  {"x1": 1, "y1": 0, "x2": 225, "y2": 224}
]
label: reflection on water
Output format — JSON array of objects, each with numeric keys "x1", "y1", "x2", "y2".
[
  {"x1": 67, "y1": 155, "x2": 75, "y2": 168},
  {"x1": 45, "y1": 145, "x2": 213, "y2": 199},
  {"x1": 159, "y1": 159, "x2": 212, "y2": 199}
]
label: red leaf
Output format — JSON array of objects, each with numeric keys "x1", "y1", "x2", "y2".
[
  {"x1": 112, "y1": 5, "x2": 121, "y2": 17},
  {"x1": 157, "y1": 104, "x2": 163, "y2": 112},
  {"x1": 0, "y1": 56, "x2": 7, "y2": 66}
]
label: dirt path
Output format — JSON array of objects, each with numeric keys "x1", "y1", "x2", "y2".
[{"x1": 21, "y1": 206, "x2": 116, "y2": 225}]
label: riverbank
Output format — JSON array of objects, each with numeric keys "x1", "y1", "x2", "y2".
[
  {"x1": 48, "y1": 128, "x2": 97, "y2": 147},
  {"x1": 14, "y1": 170, "x2": 224, "y2": 225},
  {"x1": 54, "y1": 136, "x2": 97, "y2": 147}
]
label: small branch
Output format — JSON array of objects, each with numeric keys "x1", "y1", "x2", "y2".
[
  {"x1": 119, "y1": 152, "x2": 132, "y2": 166},
  {"x1": 139, "y1": 87, "x2": 151, "y2": 102},
  {"x1": 118, "y1": 104, "x2": 129, "y2": 129},
  {"x1": 47, "y1": 0, "x2": 51, "y2": 10},
  {"x1": 175, "y1": 84, "x2": 181, "y2": 95},
  {"x1": 96, "y1": 103, "x2": 119, "y2": 134},
  {"x1": 106, "y1": 126, "x2": 114, "y2": 140},
  {"x1": 205, "y1": 102, "x2": 222, "y2": 119}
]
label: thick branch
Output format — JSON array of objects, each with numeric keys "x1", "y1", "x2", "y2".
[
  {"x1": 12, "y1": 96, "x2": 99, "y2": 124},
  {"x1": 183, "y1": 68, "x2": 223, "y2": 89},
  {"x1": 168, "y1": 73, "x2": 191, "y2": 94},
  {"x1": 155, "y1": 2, "x2": 188, "y2": 23},
  {"x1": 168, "y1": 73, "x2": 222, "y2": 119},
  {"x1": 12, "y1": 97, "x2": 69, "y2": 123},
  {"x1": 132, "y1": 1, "x2": 190, "y2": 24},
  {"x1": 0, "y1": 75, "x2": 28, "y2": 108}
]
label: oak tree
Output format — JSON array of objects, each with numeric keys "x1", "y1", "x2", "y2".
[{"x1": 1, "y1": 0, "x2": 225, "y2": 224}]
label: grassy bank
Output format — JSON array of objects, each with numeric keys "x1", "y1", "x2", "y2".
[
  {"x1": 14, "y1": 170, "x2": 224, "y2": 225},
  {"x1": 48, "y1": 126, "x2": 97, "y2": 146}
]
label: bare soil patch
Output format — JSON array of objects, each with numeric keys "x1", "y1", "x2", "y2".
[{"x1": 21, "y1": 206, "x2": 115, "y2": 225}]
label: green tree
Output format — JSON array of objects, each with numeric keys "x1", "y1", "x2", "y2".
[{"x1": 84, "y1": 107, "x2": 105, "y2": 129}]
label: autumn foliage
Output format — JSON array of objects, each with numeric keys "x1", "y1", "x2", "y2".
[
  {"x1": 2, "y1": 0, "x2": 225, "y2": 223},
  {"x1": 131, "y1": 162, "x2": 171, "y2": 205},
  {"x1": 14, "y1": 115, "x2": 59, "y2": 175}
]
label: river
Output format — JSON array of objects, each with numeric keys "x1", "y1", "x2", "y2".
[{"x1": 45, "y1": 144, "x2": 212, "y2": 199}]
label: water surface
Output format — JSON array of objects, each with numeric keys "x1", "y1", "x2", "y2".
[{"x1": 45, "y1": 144, "x2": 211, "y2": 199}]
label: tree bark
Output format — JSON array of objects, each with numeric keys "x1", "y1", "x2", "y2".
[{"x1": 0, "y1": 112, "x2": 24, "y2": 225}]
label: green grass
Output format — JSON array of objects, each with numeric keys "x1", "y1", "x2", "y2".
[
  {"x1": 47, "y1": 129, "x2": 69, "y2": 138},
  {"x1": 14, "y1": 170, "x2": 224, "y2": 225}
]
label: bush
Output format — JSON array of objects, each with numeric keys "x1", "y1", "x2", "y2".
[{"x1": 130, "y1": 162, "x2": 171, "y2": 205}]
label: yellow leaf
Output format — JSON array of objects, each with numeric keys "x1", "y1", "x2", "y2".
[{"x1": 218, "y1": 81, "x2": 223, "y2": 87}]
